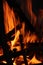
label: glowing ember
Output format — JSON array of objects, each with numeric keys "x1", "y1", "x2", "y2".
[
  {"x1": 17, "y1": 55, "x2": 24, "y2": 61},
  {"x1": 13, "y1": 62, "x2": 16, "y2": 65},
  {"x1": 13, "y1": 55, "x2": 24, "y2": 65},
  {"x1": 1, "y1": 1, "x2": 43, "y2": 65},
  {"x1": 1, "y1": 60, "x2": 7, "y2": 64},
  {"x1": 0, "y1": 47, "x2": 3, "y2": 56}
]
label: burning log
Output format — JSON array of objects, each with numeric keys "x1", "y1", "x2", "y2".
[
  {"x1": 0, "y1": 0, "x2": 43, "y2": 65},
  {"x1": 0, "y1": 43, "x2": 43, "y2": 64},
  {"x1": 19, "y1": 34, "x2": 28, "y2": 65}
]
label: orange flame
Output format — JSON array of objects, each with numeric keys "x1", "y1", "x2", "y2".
[
  {"x1": 24, "y1": 32, "x2": 38, "y2": 44},
  {"x1": 3, "y1": 1, "x2": 21, "y2": 50},
  {"x1": 3, "y1": 1, "x2": 15, "y2": 33},
  {"x1": 27, "y1": 0, "x2": 37, "y2": 26},
  {"x1": 1, "y1": 1, "x2": 43, "y2": 65},
  {"x1": 11, "y1": 30, "x2": 20, "y2": 50},
  {"x1": 0, "y1": 47, "x2": 3, "y2": 56},
  {"x1": 27, "y1": 55, "x2": 42, "y2": 64},
  {"x1": 13, "y1": 62, "x2": 16, "y2": 65},
  {"x1": 3, "y1": 0, "x2": 38, "y2": 50},
  {"x1": 3, "y1": 1, "x2": 20, "y2": 34}
]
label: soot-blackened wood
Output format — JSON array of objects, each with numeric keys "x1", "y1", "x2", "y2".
[
  {"x1": 0, "y1": 0, "x2": 13, "y2": 65},
  {"x1": 0, "y1": 42, "x2": 43, "y2": 64},
  {"x1": 19, "y1": 35, "x2": 28, "y2": 65}
]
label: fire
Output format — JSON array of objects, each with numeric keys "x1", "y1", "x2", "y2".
[
  {"x1": 20, "y1": 22, "x2": 25, "y2": 37},
  {"x1": 13, "y1": 62, "x2": 16, "y2": 65},
  {"x1": 24, "y1": 32, "x2": 37, "y2": 44},
  {"x1": 3, "y1": 1, "x2": 21, "y2": 50},
  {"x1": 30, "y1": 34, "x2": 37, "y2": 43},
  {"x1": 3, "y1": 1, "x2": 14, "y2": 34},
  {"x1": 27, "y1": 55, "x2": 42, "y2": 64},
  {"x1": 2, "y1": 60, "x2": 7, "y2": 64},
  {"x1": 0, "y1": 0, "x2": 42, "y2": 65},
  {"x1": 0, "y1": 47, "x2": 3, "y2": 56},
  {"x1": 3, "y1": 1, "x2": 20, "y2": 34},
  {"x1": 11, "y1": 30, "x2": 20, "y2": 50},
  {"x1": 12, "y1": 58, "x2": 17, "y2": 65},
  {"x1": 13, "y1": 55, "x2": 42, "y2": 65},
  {"x1": 27, "y1": 0, "x2": 37, "y2": 26},
  {"x1": 13, "y1": 55, "x2": 24, "y2": 65},
  {"x1": 3, "y1": 0, "x2": 38, "y2": 50}
]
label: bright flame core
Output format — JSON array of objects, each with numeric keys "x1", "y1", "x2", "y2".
[{"x1": 28, "y1": 55, "x2": 42, "y2": 64}]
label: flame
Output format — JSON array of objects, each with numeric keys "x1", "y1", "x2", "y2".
[
  {"x1": 24, "y1": 32, "x2": 37, "y2": 44},
  {"x1": 27, "y1": 0, "x2": 37, "y2": 26},
  {"x1": 13, "y1": 55, "x2": 42, "y2": 65},
  {"x1": 13, "y1": 62, "x2": 16, "y2": 65},
  {"x1": 3, "y1": 1, "x2": 21, "y2": 50},
  {"x1": 13, "y1": 55, "x2": 24, "y2": 65},
  {"x1": 3, "y1": 1, "x2": 20, "y2": 34},
  {"x1": 3, "y1": 0, "x2": 38, "y2": 50},
  {"x1": 12, "y1": 58, "x2": 17, "y2": 65},
  {"x1": 3, "y1": 1, "x2": 14, "y2": 33},
  {"x1": 20, "y1": 22, "x2": 25, "y2": 36},
  {"x1": 27, "y1": 55, "x2": 42, "y2": 64},
  {"x1": 2, "y1": 60, "x2": 7, "y2": 64},
  {"x1": 2, "y1": 1, "x2": 43, "y2": 65},
  {"x1": 30, "y1": 34, "x2": 37, "y2": 43},
  {"x1": 0, "y1": 47, "x2": 3, "y2": 56},
  {"x1": 17, "y1": 55, "x2": 24, "y2": 61},
  {"x1": 11, "y1": 30, "x2": 20, "y2": 50}
]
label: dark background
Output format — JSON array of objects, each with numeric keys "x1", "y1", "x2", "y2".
[
  {"x1": 32, "y1": 0, "x2": 43, "y2": 15},
  {"x1": 14, "y1": 0, "x2": 43, "y2": 15}
]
